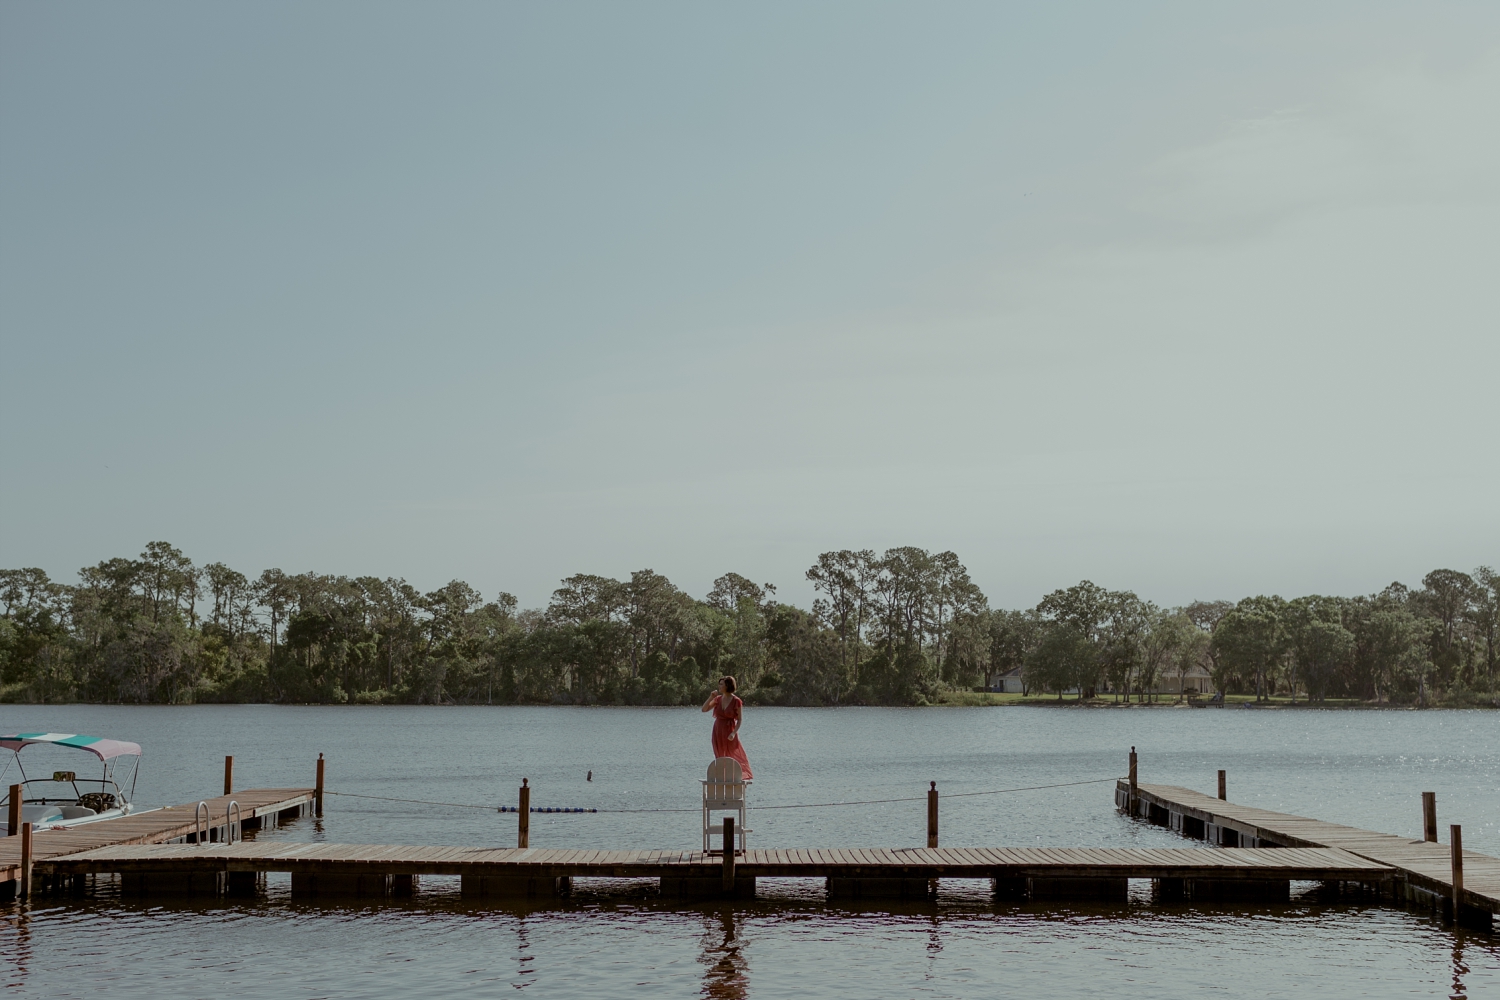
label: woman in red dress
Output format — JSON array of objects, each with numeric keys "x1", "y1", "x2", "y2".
[{"x1": 701, "y1": 675, "x2": 753, "y2": 780}]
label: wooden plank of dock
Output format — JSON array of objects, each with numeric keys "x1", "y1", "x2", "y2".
[
  {"x1": 0, "y1": 788, "x2": 314, "y2": 884},
  {"x1": 1122, "y1": 780, "x2": 1500, "y2": 915},
  {"x1": 40, "y1": 842, "x2": 1390, "y2": 883}
]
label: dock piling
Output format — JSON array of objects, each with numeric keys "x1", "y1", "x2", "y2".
[
  {"x1": 19, "y1": 822, "x2": 32, "y2": 900},
  {"x1": 1422, "y1": 792, "x2": 1437, "y2": 843},
  {"x1": 7, "y1": 783, "x2": 19, "y2": 837},
  {"x1": 224, "y1": 755, "x2": 234, "y2": 796},
  {"x1": 518, "y1": 779, "x2": 530, "y2": 848},
  {"x1": 1451, "y1": 824, "x2": 1464, "y2": 913},
  {"x1": 928, "y1": 782, "x2": 939, "y2": 848},
  {"x1": 315, "y1": 753, "x2": 325, "y2": 817},
  {"x1": 1217, "y1": 770, "x2": 1226, "y2": 801},
  {"x1": 1128, "y1": 747, "x2": 1138, "y2": 814},
  {"x1": 722, "y1": 817, "x2": 736, "y2": 889}
]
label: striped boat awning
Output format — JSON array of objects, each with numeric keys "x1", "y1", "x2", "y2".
[{"x1": 0, "y1": 733, "x2": 142, "y2": 761}]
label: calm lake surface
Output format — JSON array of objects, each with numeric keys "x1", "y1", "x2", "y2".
[{"x1": 3, "y1": 704, "x2": 1498, "y2": 998}]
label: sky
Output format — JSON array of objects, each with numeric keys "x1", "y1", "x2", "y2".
[{"x1": 2, "y1": 1, "x2": 1497, "y2": 611}]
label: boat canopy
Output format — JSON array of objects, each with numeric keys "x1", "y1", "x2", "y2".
[{"x1": 0, "y1": 733, "x2": 142, "y2": 762}]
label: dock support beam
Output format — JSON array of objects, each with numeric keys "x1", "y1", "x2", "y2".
[
  {"x1": 461, "y1": 874, "x2": 568, "y2": 898},
  {"x1": 1128, "y1": 747, "x2": 1138, "y2": 816},
  {"x1": 293, "y1": 873, "x2": 392, "y2": 898},
  {"x1": 1451, "y1": 824, "x2": 1464, "y2": 914},
  {"x1": 1446, "y1": 824, "x2": 1492, "y2": 930},
  {"x1": 826, "y1": 877, "x2": 930, "y2": 900},
  {"x1": 314, "y1": 753, "x2": 325, "y2": 817},
  {"x1": 518, "y1": 779, "x2": 530, "y2": 848},
  {"x1": 19, "y1": 822, "x2": 32, "y2": 901},
  {"x1": 722, "y1": 817, "x2": 735, "y2": 889},
  {"x1": 992, "y1": 877, "x2": 1028, "y2": 901},
  {"x1": 1217, "y1": 770, "x2": 1226, "y2": 800},
  {"x1": 661, "y1": 875, "x2": 754, "y2": 898},
  {"x1": 227, "y1": 870, "x2": 264, "y2": 896},
  {"x1": 928, "y1": 783, "x2": 939, "y2": 848},
  {"x1": 224, "y1": 755, "x2": 234, "y2": 796},
  {"x1": 123, "y1": 870, "x2": 226, "y2": 895},
  {"x1": 1422, "y1": 792, "x2": 1437, "y2": 843},
  {"x1": 7, "y1": 784, "x2": 20, "y2": 837},
  {"x1": 1188, "y1": 879, "x2": 1289, "y2": 902},
  {"x1": 1030, "y1": 877, "x2": 1128, "y2": 901}
]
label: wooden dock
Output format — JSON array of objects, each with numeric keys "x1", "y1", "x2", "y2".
[
  {"x1": 1119, "y1": 779, "x2": 1499, "y2": 925},
  {"x1": 0, "y1": 788, "x2": 314, "y2": 889},
  {"x1": 34, "y1": 841, "x2": 1391, "y2": 901}
]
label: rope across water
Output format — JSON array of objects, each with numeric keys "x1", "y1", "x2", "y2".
[{"x1": 324, "y1": 776, "x2": 1123, "y2": 815}]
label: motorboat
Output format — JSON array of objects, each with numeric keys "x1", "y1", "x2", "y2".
[{"x1": 1, "y1": 732, "x2": 142, "y2": 832}]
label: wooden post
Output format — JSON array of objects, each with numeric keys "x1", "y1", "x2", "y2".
[
  {"x1": 1451, "y1": 824, "x2": 1464, "y2": 916},
  {"x1": 518, "y1": 779, "x2": 530, "y2": 848},
  {"x1": 722, "y1": 816, "x2": 736, "y2": 889},
  {"x1": 7, "y1": 783, "x2": 20, "y2": 837},
  {"x1": 1128, "y1": 747, "x2": 1138, "y2": 814},
  {"x1": 314, "y1": 753, "x2": 325, "y2": 817},
  {"x1": 927, "y1": 782, "x2": 939, "y2": 848},
  {"x1": 224, "y1": 755, "x2": 234, "y2": 796},
  {"x1": 19, "y1": 822, "x2": 32, "y2": 901},
  {"x1": 1217, "y1": 770, "x2": 1226, "y2": 801},
  {"x1": 1422, "y1": 792, "x2": 1437, "y2": 843}
]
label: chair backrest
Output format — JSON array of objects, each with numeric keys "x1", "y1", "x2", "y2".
[
  {"x1": 704, "y1": 757, "x2": 745, "y2": 803},
  {"x1": 706, "y1": 757, "x2": 744, "y2": 785}
]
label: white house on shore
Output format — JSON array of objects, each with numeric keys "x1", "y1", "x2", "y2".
[{"x1": 984, "y1": 663, "x2": 1215, "y2": 697}]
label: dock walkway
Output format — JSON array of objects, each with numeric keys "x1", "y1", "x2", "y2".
[
  {"x1": 44, "y1": 842, "x2": 1388, "y2": 882},
  {"x1": 1, "y1": 788, "x2": 314, "y2": 886},
  {"x1": 38, "y1": 841, "x2": 1390, "y2": 900},
  {"x1": 1121, "y1": 780, "x2": 1500, "y2": 920}
]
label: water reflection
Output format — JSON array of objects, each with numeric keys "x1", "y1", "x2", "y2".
[
  {"x1": 699, "y1": 907, "x2": 747, "y2": 1000},
  {"x1": 516, "y1": 915, "x2": 538, "y2": 991},
  {"x1": 3, "y1": 903, "x2": 32, "y2": 991},
  {"x1": 1450, "y1": 934, "x2": 1472, "y2": 1000}
]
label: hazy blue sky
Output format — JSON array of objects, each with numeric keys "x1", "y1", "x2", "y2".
[{"x1": 2, "y1": 2, "x2": 1496, "y2": 610}]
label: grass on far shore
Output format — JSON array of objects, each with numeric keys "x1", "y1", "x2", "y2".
[{"x1": 930, "y1": 690, "x2": 1407, "y2": 708}]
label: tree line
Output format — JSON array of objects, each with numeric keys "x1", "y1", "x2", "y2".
[{"x1": 0, "y1": 543, "x2": 1495, "y2": 706}]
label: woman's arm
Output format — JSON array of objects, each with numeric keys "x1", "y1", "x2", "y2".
[{"x1": 701, "y1": 692, "x2": 718, "y2": 712}]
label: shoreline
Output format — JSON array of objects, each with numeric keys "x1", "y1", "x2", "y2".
[{"x1": 2, "y1": 696, "x2": 1495, "y2": 710}]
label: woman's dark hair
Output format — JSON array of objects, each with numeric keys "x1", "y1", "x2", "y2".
[{"x1": 720, "y1": 675, "x2": 737, "y2": 694}]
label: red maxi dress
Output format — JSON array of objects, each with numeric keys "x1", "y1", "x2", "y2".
[{"x1": 711, "y1": 694, "x2": 753, "y2": 780}]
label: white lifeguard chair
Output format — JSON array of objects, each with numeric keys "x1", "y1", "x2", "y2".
[{"x1": 702, "y1": 757, "x2": 749, "y2": 854}]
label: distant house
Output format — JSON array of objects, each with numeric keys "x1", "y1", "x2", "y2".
[
  {"x1": 1157, "y1": 663, "x2": 1214, "y2": 695},
  {"x1": 984, "y1": 663, "x2": 1215, "y2": 698},
  {"x1": 986, "y1": 666, "x2": 1026, "y2": 693},
  {"x1": 1102, "y1": 663, "x2": 1216, "y2": 697}
]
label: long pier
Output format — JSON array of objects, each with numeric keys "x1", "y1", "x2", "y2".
[
  {"x1": 38, "y1": 842, "x2": 1390, "y2": 901},
  {"x1": 1119, "y1": 777, "x2": 1498, "y2": 928}
]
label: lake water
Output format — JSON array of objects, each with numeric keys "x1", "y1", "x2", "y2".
[{"x1": 3, "y1": 704, "x2": 1498, "y2": 998}]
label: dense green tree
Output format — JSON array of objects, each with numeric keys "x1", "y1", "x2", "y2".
[
  {"x1": 1, "y1": 545, "x2": 1494, "y2": 707},
  {"x1": 1023, "y1": 624, "x2": 1095, "y2": 700},
  {"x1": 1212, "y1": 596, "x2": 1288, "y2": 701},
  {"x1": 1283, "y1": 597, "x2": 1356, "y2": 702}
]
